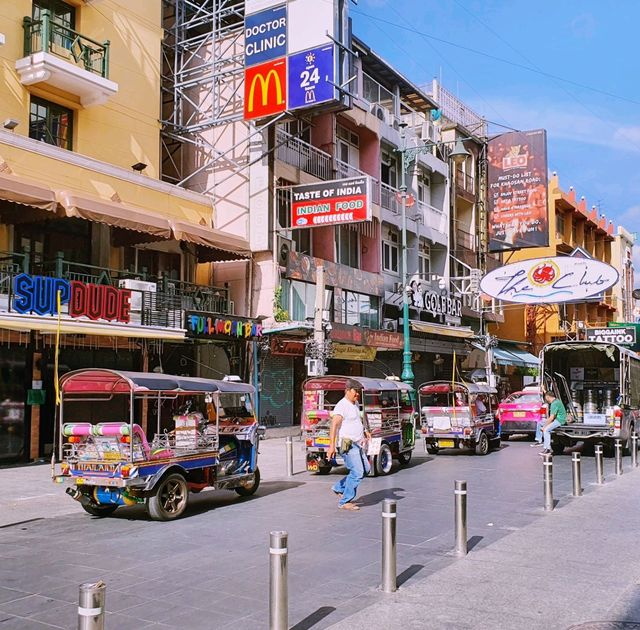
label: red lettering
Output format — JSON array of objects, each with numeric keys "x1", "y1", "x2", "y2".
[
  {"x1": 118, "y1": 290, "x2": 131, "y2": 323},
  {"x1": 207, "y1": 317, "x2": 214, "y2": 335},
  {"x1": 103, "y1": 286, "x2": 119, "y2": 321},
  {"x1": 216, "y1": 319, "x2": 225, "y2": 334},
  {"x1": 69, "y1": 281, "x2": 86, "y2": 318},
  {"x1": 86, "y1": 284, "x2": 103, "y2": 320}
]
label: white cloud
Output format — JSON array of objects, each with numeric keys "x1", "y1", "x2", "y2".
[{"x1": 570, "y1": 13, "x2": 596, "y2": 39}]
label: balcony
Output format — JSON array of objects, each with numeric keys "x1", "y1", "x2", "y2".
[
  {"x1": 275, "y1": 129, "x2": 333, "y2": 180},
  {"x1": 455, "y1": 168, "x2": 475, "y2": 195},
  {"x1": 417, "y1": 200, "x2": 447, "y2": 244},
  {"x1": 456, "y1": 228, "x2": 476, "y2": 251},
  {"x1": 0, "y1": 253, "x2": 232, "y2": 331},
  {"x1": 16, "y1": 10, "x2": 118, "y2": 107},
  {"x1": 380, "y1": 182, "x2": 400, "y2": 215}
]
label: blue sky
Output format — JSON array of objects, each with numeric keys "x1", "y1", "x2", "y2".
[{"x1": 351, "y1": 0, "x2": 639, "y2": 253}]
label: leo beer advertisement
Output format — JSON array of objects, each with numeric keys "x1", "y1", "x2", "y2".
[
  {"x1": 487, "y1": 129, "x2": 549, "y2": 252},
  {"x1": 290, "y1": 177, "x2": 372, "y2": 229}
]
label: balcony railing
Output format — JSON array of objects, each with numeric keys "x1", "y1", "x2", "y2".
[
  {"x1": 380, "y1": 182, "x2": 400, "y2": 215},
  {"x1": 275, "y1": 129, "x2": 333, "y2": 180},
  {"x1": 23, "y1": 10, "x2": 110, "y2": 78},
  {"x1": 334, "y1": 159, "x2": 381, "y2": 205},
  {"x1": 456, "y1": 228, "x2": 476, "y2": 250},
  {"x1": 455, "y1": 168, "x2": 475, "y2": 195}
]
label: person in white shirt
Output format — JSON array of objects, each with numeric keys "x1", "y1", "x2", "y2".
[{"x1": 328, "y1": 379, "x2": 371, "y2": 511}]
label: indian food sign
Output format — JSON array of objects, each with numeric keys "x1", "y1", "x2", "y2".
[
  {"x1": 487, "y1": 129, "x2": 549, "y2": 252},
  {"x1": 479, "y1": 256, "x2": 619, "y2": 304}
]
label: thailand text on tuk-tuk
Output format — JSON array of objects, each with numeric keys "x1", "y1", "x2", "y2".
[
  {"x1": 419, "y1": 380, "x2": 501, "y2": 456},
  {"x1": 52, "y1": 369, "x2": 264, "y2": 521},
  {"x1": 302, "y1": 375, "x2": 417, "y2": 476}
]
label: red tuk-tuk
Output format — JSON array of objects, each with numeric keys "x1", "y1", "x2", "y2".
[{"x1": 302, "y1": 375, "x2": 416, "y2": 476}]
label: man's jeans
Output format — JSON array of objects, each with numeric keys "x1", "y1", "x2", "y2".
[
  {"x1": 535, "y1": 421, "x2": 543, "y2": 443},
  {"x1": 332, "y1": 444, "x2": 370, "y2": 506},
  {"x1": 542, "y1": 420, "x2": 562, "y2": 450}
]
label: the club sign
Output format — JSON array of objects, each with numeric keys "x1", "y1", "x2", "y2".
[
  {"x1": 585, "y1": 327, "x2": 637, "y2": 346},
  {"x1": 290, "y1": 177, "x2": 371, "y2": 228},
  {"x1": 479, "y1": 255, "x2": 619, "y2": 304}
]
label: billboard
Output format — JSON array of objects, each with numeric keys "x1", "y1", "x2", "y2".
[
  {"x1": 487, "y1": 129, "x2": 549, "y2": 252},
  {"x1": 479, "y1": 255, "x2": 619, "y2": 304},
  {"x1": 244, "y1": 0, "x2": 341, "y2": 121},
  {"x1": 290, "y1": 177, "x2": 371, "y2": 229}
]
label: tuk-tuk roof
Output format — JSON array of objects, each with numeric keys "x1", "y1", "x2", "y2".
[
  {"x1": 60, "y1": 369, "x2": 255, "y2": 396},
  {"x1": 418, "y1": 380, "x2": 497, "y2": 395},
  {"x1": 303, "y1": 375, "x2": 413, "y2": 393}
]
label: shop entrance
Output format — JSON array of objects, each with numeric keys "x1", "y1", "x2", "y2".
[{"x1": 0, "y1": 347, "x2": 29, "y2": 464}]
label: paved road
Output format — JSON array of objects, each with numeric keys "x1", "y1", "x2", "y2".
[{"x1": 0, "y1": 437, "x2": 636, "y2": 629}]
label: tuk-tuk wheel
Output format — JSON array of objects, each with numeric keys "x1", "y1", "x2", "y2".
[
  {"x1": 374, "y1": 443, "x2": 393, "y2": 476},
  {"x1": 317, "y1": 464, "x2": 332, "y2": 475},
  {"x1": 475, "y1": 432, "x2": 489, "y2": 456},
  {"x1": 397, "y1": 450, "x2": 412, "y2": 465},
  {"x1": 551, "y1": 441, "x2": 565, "y2": 456},
  {"x1": 235, "y1": 467, "x2": 261, "y2": 497},
  {"x1": 426, "y1": 445, "x2": 439, "y2": 455},
  {"x1": 147, "y1": 473, "x2": 189, "y2": 521},
  {"x1": 81, "y1": 503, "x2": 118, "y2": 517}
]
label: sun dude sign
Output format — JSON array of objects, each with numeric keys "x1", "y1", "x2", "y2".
[{"x1": 243, "y1": 1, "x2": 339, "y2": 121}]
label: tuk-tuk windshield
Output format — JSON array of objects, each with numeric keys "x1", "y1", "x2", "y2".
[
  {"x1": 219, "y1": 393, "x2": 253, "y2": 419},
  {"x1": 421, "y1": 392, "x2": 468, "y2": 407}
]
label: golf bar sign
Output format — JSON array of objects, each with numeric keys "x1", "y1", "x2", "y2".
[{"x1": 479, "y1": 256, "x2": 619, "y2": 304}]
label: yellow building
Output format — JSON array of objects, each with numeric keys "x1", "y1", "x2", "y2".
[
  {"x1": 490, "y1": 174, "x2": 616, "y2": 353},
  {"x1": 0, "y1": 1, "x2": 252, "y2": 463}
]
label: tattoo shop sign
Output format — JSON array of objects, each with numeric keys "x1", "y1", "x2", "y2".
[
  {"x1": 479, "y1": 256, "x2": 619, "y2": 304},
  {"x1": 585, "y1": 326, "x2": 637, "y2": 346}
]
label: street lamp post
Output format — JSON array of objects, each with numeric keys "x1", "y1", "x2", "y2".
[{"x1": 397, "y1": 127, "x2": 471, "y2": 387}]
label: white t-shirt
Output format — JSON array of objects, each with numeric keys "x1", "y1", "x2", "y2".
[{"x1": 334, "y1": 397, "x2": 364, "y2": 442}]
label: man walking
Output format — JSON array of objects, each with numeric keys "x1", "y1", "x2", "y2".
[
  {"x1": 327, "y1": 379, "x2": 371, "y2": 511},
  {"x1": 539, "y1": 390, "x2": 567, "y2": 455}
]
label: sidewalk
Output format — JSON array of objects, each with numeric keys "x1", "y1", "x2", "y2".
[{"x1": 329, "y1": 466, "x2": 640, "y2": 630}]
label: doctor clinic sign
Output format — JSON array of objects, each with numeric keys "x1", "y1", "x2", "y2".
[{"x1": 12, "y1": 274, "x2": 132, "y2": 323}]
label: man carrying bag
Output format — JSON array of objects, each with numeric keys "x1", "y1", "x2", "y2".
[{"x1": 327, "y1": 379, "x2": 371, "y2": 511}]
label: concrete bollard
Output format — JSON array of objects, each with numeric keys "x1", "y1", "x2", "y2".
[
  {"x1": 615, "y1": 440, "x2": 623, "y2": 476},
  {"x1": 381, "y1": 499, "x2": 397, "y2": 593},
  {"x1": 571, "y1": 452, "x2": 582, "y2": 497},
  {"x1": 285, "y1": 436, "x2": 293, "y2": 477},
  {"x1": 78, "y1": 581, "x2": 106, "y2": 630},
  {"x1": 632, "y1": 433, "x2": 638, "y2": 468},
  {"x1": 543, "y1": 453, "x2": 553, "y2": 512},
  {"x1": 595, "y1": 444, "x2": 604, "y2": 485},
  {"x1": 454, "y1": 480, "x2": 468, "y2": 556},
  {"x1": 269, "y1": 531, "x2": 288, "y2": 630}
]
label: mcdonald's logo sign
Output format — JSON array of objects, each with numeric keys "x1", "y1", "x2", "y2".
[{"x1": 244, "y1": 58, "x2": 287, "y2": 121}]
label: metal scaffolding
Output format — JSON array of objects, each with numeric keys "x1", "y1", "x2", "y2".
[{"x1": 161, "y1": 0, "x2": 247, "y2": 187}]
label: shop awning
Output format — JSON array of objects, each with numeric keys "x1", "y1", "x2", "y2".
[
  {"x1": 58, "y1": 191, "x2": 173, "y2": 239},
  {"x1": 171, "y1": 220, "x2": 251, "y2": 262},
  {"x1": 493, "y1": 346, "x2": 539, "y2": 368},
  {"x1": 0, "y1": 172, "x2": 58, "y2": 211},
  {"x1": 411, "y1": 320, "x2": 475, "y2": 339},
  {"x1": 262, "y1": 322, "x2": 314, "y2": 335}
]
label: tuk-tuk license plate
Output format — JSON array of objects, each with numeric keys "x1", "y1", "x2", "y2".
[
  {"x1": 438, "y1": 439, "x2": 455, "y2": 448},
  {"x1": 513, "y1": 412, "x2": 526, "y2": 418}
]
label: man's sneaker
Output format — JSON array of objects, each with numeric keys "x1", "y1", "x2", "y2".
[
  {"x1": 530, "y1": 442, "x2": 543, "y2": 448},
  {"x1": 539, "y1": 449, "x2": 552, "y2": 456}
]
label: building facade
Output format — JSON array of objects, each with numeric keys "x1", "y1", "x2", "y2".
[
  {"x1": 611, "y1": 226, "x2": 635, "y2": 323},
  {"x1": 0, "y1": 1, "x2": 254, "y2": 463}
]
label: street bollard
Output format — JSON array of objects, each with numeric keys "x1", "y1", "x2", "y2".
[
  {"x1": 632, "y1": 433, "x2": 638, "y2": 468},
  {"x1": 595, "y1": 444, "x2": 604, "y2": 485},
  {"x1": 78, "y1": 581, "x2": 106, "y2": 630},
  {"x1": 285, "y1": 436, "x2": 293, "y2": 477},
  {"x1": 543, "y1": 453, "x2": 553, "y2": 512},
  {"x1": 571, "y1": 452, "x2": 582, "y2": 497},
  {"x1": 269, "y1": 531, "x2": 288, "y2": 630},
  {"x1": 615, "y1": 440, "x2": 623, "y2": 476},
  {"x1": 454, "y1": 480, "x2": 468, "y2": 556},
  {"x1": 381, "y1": 499, "x2": 397, "y2": 593}
]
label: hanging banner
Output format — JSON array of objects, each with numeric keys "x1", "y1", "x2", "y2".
[
  {"x1": 290, "y1": 176, "x2": 371, "y2": 228},
  {"x1": 487, "y1": 129, "x2": 549, "y2": 252},
  {"x1": 479, "y1": 256, "x2": 619, "y2": 304}
]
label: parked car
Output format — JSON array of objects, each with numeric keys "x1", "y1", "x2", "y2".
[{"x1": 497, "y1": 391, "x2": 545, "y2": 440}]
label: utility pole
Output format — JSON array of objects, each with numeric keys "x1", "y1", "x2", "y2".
[{"x1": 313, "y1": 265, "x2": 326, "y2": 375}]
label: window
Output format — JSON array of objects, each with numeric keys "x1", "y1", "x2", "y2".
[
  {"x1": 336, "y1": 124, "x2": 359, "y2": 170},
  {"x1": 336, "y1": 225, "x2": 359, "y2": 268},
  {"x1": 382, "y1": 228, "x2": 399, "y2": 274},
  {"x1": 571, "y1": 219, "x2": 577, "y2": 244},
  {"x1": 33, "y1": 0, "x2": 76, "y2": 49},
  {"x1": 342, "y1": 291, "x2": 380, "y2": 328},
  {"x1": 281, "y1": 279, "x2": 333, "y2": 322},
  {"x1": 381, "y1": 148, "x2": 398, "y2": 188},
  {"x1": 418, "y1": 241, "x2": 431, "y2": 279},
  {"x1": 29, "y1": 97, "x2": 73, "y2": 150},
  {"x1": 556, "y1": 211, "x2": 565, "y2": 238},
  {"x1": 417, "y1": 171, "x2": 430, "y2": 203},
  {"x1": 281, "y1": 120, "x2": 310, "y2": 144}
]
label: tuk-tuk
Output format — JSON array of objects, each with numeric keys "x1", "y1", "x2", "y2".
[
  {"x1": 419, "y1": 380, "x2": 500, "y2": 455},
  {"x1": 302, "y1": 375, "x2": 416, "y2": 476},
  {"x1": 51, "y1": 369, "x2": 264, "y2": 521}
]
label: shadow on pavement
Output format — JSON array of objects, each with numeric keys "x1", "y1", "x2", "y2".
[
  {"x1": 357, "y1": 487, "x2": 406, "y2": 507},
  {"x1": 291, "y1": 606, "x2": 337, "y2": 630},
  {"x1": 467, "y1": 535, "x2": 484, "y2": 552},
  {"x1": 397, "y1": 563, "x2": 424, "y2": 587},
  {"x1": 107, "y1": 480, "x2": 305, "y2": 521}
]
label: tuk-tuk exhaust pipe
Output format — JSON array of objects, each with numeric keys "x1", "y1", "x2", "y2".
[{"x1": 66, "y1": 487, "x2": 93, "y2": 508}]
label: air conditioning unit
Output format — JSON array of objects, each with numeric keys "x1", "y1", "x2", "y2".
[
  {"x1": 277, "y1": 235, "x2": 295, "y2": 267},
  {"x1": 118, "y1": 279, "x2": 157, "y2": 312},
  {"x1": 307, "y1": 358, "x2": 324, "y2": 377},
  {"x1": 370, "y1": 103, "x2": 390, "y2": 125},
  {"x1": 383, "y1": 318, "x2": 398, "y2": 332}
]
